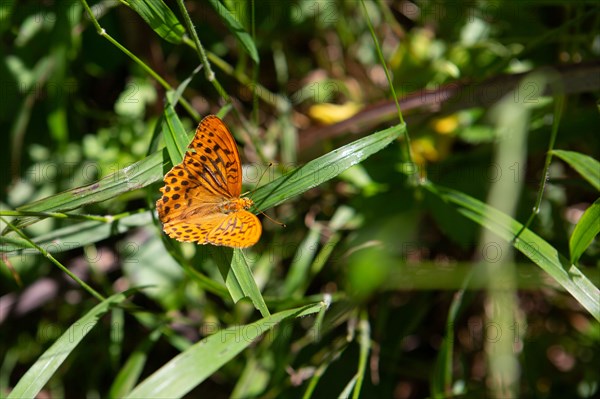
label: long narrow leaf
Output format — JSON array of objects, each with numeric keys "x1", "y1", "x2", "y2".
[
  {"x1": 427, "y1": 183, "x2": 600, "y2": 321},
  {"x1": 125, "y1": 0, "x2": 185, "y2": 44},
  {"x1": 252, "y1": 123, "x2": 405, "y2": 211},
  {"x1": 162, "y1": 104, "x2": 190, "y2": 165},
  {"x1": 2, "y1": 212, "x2": 152, "y2": 254},
  {"x1": 209, "y1": 246, "x2": 270, "y2": 317},
  {"x1": 229, "y1": 249, "x2": 270, "y2": 316},
  {"x1": 207, "y1": 0, "x2": 259, "y2": 63},
  {"x1": 125, "y1": 302, "x2": 323, "y2": 399},
  {"x1": 570, "y1": 198, "x2": 600, "y2": 264},
  {"x1": 552, "y1": 150, "x2": 600, "y2": 191},
  {"x1": 8, "y1": 291, "x2": 133, "y2": 399},
  {"x1": 108, "y1": 329, "x2": 162, "y2": 398},
  {"x1": 282, "y1": 224, "x2": 322, "y2": 297},
  {"x1": 14, "y1": 150, "x2": 165, "y2": 227}
]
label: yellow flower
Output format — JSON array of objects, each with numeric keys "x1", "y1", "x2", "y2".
[
  {"x1": 308, "y1": 102, "x2": 362, "y2": 124},
  {"x1": 431, "y1": 115, "x2": 459, "y2": 135}
]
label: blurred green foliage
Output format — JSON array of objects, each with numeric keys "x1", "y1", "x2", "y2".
[{"x1": 1, "y1": 1, "x2": 599, "y2": 398}]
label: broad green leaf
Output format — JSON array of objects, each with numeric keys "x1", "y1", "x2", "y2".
[
  {"x1": 8, "y1": 291, "x2": 133, "y2": 399},
  {"x1": 427, "y1": 183, "x2": 600, "y2": 321},
  {"x1": 570, "y1": 198, "x2": 600, "y2": 264},
  {"x1": 125, "y1": 0, "x2": 185, "y2": 44},
  {"x1": 125, "y1": 303, "x2": 323, "y2": 399},
  {"x1": 552, "y1": 150, "x2": 600, "y2": 191},
  {"x1": 207, "y1": 0, "x2": 259, "y2": 63}
]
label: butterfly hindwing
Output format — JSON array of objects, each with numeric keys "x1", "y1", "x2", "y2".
[
  {"x1": 162, "y1": 210, "x2": 261, "y2": 248},
  {"x1": 162, "y1": 215, "x2": 226, "y2": 244},
  {"x1": 207, "y1": 211, "x2": 262, "y2": 248}
]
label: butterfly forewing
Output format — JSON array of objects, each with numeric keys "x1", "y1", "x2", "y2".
[
  {"x1": 157, "y1": 164, "x2": 215, "y2": 225},
  {"x1": 186, "y1": 115, "x2": 243, "y2": 198}
]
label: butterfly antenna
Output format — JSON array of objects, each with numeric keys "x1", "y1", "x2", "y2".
[
  {"x1": 249, "y1": 162, "x2": 272, "y2": 196},
  {"x1": 259, "y1": 210, "x2": 286, "y2": 227},
  {"x1": 251, "y1": 162, "x2": 286, "y2": 228}
]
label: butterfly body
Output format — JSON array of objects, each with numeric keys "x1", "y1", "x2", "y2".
[
  {"x1": 157, "y1": 115, "x2": 262, "y2": 248},
  {"x1": 219, "y1": 197, "x2": 254, "y2": 214}
]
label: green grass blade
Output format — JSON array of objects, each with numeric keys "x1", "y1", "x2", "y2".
[
  {"x1": 552, "y1": 150, "x2": 600, "y2": 191},
  {"x1": 167, "y1": 65, "x2": 202, "y2": 107},
  {"x1": 2, "y1": 216, "x2": 105, "y2": 301},
  {"x1": 2, "y1": 212, "x2": 151, "y2": 254},
  {"x1": 426, "y1": 183, "x2": 600, "y2": 321},
  {"x1": 209, "y1": 246, "x2": 270, "y2": 317},
  {"x1": 252, "y1": 123, "x2": 406, "y2": 211},
  {"x1": 309, "y1": 205, "x2": 354, "y2": 280},
  {"x1": 125, "y1": 303, "x2": 324, "y2": 399},
  {"x1": 231, "y1": 355, "x2": 270, "y2": 398},
  {"x1": 14, "y1": 150, "x2": 165, "y2": 227},
  {"x1": 108, "y1": 329, "x2": 162, "y2": 398},
  {"x1": 339, "y1": 375, "x2": 358, "y2": 398},
  {"x1": 353, "y1": 311, "x2": 370, "y2": 399},
  {"x1": 162, "y1": 104, "x2": 189, "y2": 164},
  {"x1": 202, "y1": 245, "x2": 243, "y2": 300},
  {"x1": 3, "y1": 212, "x2": 228, "y2": 298},
  {"x1": 282, "y1": 224, "x2": 322, "y2": 298},
  {"x1": 8, "y1": 291, "x2": 133, "y2": 399},
  {"x1": 0, "y1": 235, "x2": 34, "y2": 252},
  {"x1": 125, "y1": 0, "x2": 185, "y2": 44},
  {"x1": 207, "y1": 0, "x2": 259, "y2": 63},
  {"x1": 431, "y1": 278, "x2": 473, "y2": 397},
  {"x1": 229, "y1": 249, "x2": 270, "y2": 316},
  {"x1": 570, "y1": 198, "x2": 600, "y2": 264},
  {"x1": 302, "y1": 337, "x2": 348, "y2": 399}
]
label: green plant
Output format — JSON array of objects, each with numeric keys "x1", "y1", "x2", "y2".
[{"x1": 2, "y1": 1, "x2": 598, "y2": 398}]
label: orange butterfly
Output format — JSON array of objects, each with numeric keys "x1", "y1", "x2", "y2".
[{"x1": 156, "y1": 115, "x2": 262, "y2": 248}]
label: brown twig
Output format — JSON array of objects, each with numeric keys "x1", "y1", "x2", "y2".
[{"x1": 299, "y1": 62, "x2": 600, "y2": 152}]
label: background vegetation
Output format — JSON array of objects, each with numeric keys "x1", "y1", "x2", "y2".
[{"x1": 1, "y1": 1, "x2": 599, "y2": 398}]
